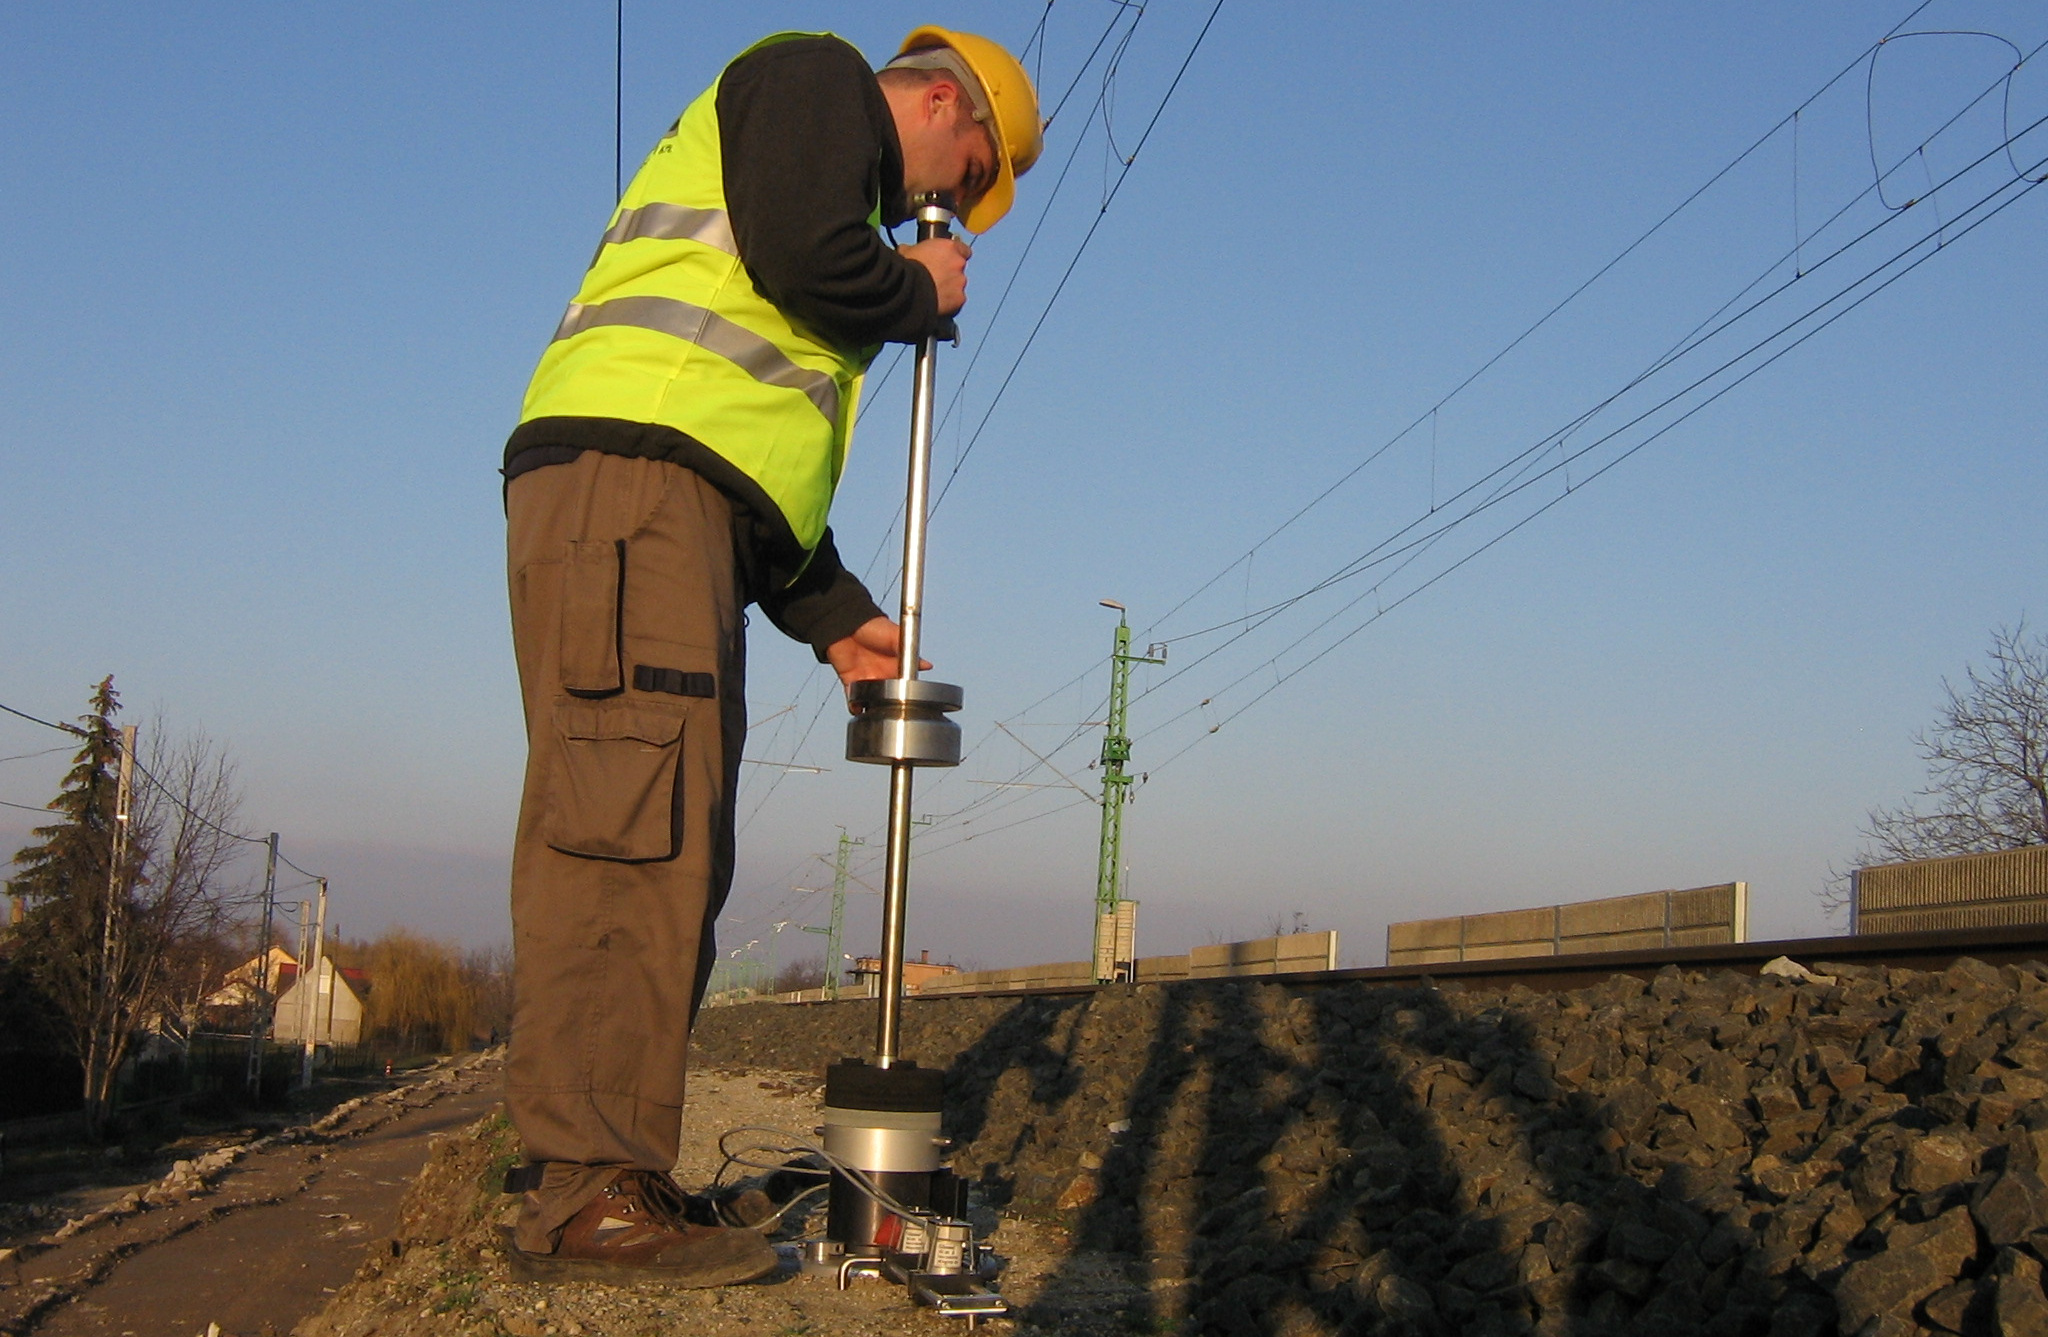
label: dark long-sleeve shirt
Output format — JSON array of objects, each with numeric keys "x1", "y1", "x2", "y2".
[{"x1": 505, "y1": 35, "x2": 942, "y2": 651}]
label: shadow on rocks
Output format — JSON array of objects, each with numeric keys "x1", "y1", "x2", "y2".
[
  {"x1": 942, "y1": 992, "x2": 1092, "y2": 1211},
  {"x1": 939, "y1": 958, "x2": 2048, "y2": 1336}
]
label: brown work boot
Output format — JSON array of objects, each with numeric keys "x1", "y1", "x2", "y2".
[{"x1": 508, "y1": 1170, "x2": 779, "y2": 1287}]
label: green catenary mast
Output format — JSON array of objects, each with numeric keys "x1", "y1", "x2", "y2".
[
  {"x1": 804, "y1": 828, "x2": 861, "y2": 999},
  {"x1": 1093, "y1": 603, "x2": 1164, "y2": 982}
]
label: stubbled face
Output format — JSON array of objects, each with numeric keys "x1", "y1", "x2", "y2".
[{"x1": 894, "y1": 85, "x2": 1000, "y2": 214}]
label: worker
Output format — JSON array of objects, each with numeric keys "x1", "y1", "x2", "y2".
[{"x1": 497, "y1": 29, "x2": 1041, "y2": 1286}]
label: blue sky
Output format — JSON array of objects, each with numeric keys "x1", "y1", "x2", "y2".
[{"x1": 3, "y1": 2, "x2": 2043, "y2": 972}]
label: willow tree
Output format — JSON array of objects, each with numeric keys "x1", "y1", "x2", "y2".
[
  {"x1": 8, "y1": 680, "x2": 247, "y2": 1135},
  {"x1": 350, "y1": 929, "x2": 478, "y2": 1054}
]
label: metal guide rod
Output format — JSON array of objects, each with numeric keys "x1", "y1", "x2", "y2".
[
  {"x1": 896, "y1": 202, "x2": 948, "y2": 688},
  {"x1": 873, "y1": 196, "x2": 955, "y2": 1068}
]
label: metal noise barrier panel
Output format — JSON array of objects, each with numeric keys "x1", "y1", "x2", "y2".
[
  {"x1": 1852, "y1": 845, "x2": 2048, "y2": 935},
  {"x1": 1385, "y1": 883, "x2": 1749, "y2": 968}
]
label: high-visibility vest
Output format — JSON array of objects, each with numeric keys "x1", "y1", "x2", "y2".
[{"x1": 518, "y1": 32, "x2": 876, "y2": 556}]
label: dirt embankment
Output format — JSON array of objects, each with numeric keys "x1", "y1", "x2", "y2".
[{"x1": 294, "y1": 1070, "x2": 1114, "y2": 1337}]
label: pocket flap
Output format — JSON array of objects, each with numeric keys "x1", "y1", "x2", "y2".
[
  {"x1": 560, "y1": 539, "x2": 625, "y2": 696},
  {"x1": 555, "y1": 703, "x2": 685, "y2": 748},
  {"x1": 543, "y1": 701, "x2": 688, "y2": 862}
]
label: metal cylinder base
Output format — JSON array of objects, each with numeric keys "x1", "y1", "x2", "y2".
[
  {"x1": 846, "y1": 679, "x2": 964, "y2": 766},
  {"x1": 823, "y1": 1059, "x2": 947, "y2": 1254}
]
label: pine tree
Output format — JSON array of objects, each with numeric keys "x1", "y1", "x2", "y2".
[
  {"x1": 8, "y1": 677, "x2": 134, "y2": 1135},
  {"x1": 8, "y1": 682, "x2": 253, "y2": 1132}
]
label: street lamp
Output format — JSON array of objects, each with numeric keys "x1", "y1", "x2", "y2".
[{"x1": 769, "y1": 920, "x2": 793, "y2": 988}]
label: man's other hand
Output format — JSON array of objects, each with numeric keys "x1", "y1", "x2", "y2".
[
  {"x1": 825, "y1": 616, "x2": 931, "y2": 712},
  {"x1": 900, "y1": 237, "x2": 970, "y2": 316}
]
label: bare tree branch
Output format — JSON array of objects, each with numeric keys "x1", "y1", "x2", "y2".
[
  {"x1": 1834, "y1": 622, "x2": 2048, "y2": 916},
  {"x1": 7, "y1": 688, "x2": 253, "y2": 1136}
]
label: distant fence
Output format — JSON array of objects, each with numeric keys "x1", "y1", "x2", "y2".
[
  {"x1": 0, "y1": 1036, "x2": 394, "y2": 1140},
  {"x1": 0, "y1": 1109, "x2": 85, "y2": 1147},
  {"x1": 720, "y1": 933, "x2": 1346, "y2": 1006},
  {"x1": 763, "y1": 978, "x2": 880, "y2": 1006},
  {"x1": 1387, "y1": 883, "x2": 1749, "y2": 967},
  {"x1": 150, "y1": 1034, "x2": 404, "y2": 1099},
  {"x1": 843, "y1": 931, "x2": 1340, "y2": 1000},
  {"x1": 1852, "y1": 845, "x2": 2048, "y2": 934}
]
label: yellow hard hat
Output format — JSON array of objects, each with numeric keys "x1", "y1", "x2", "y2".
[{"x1": 894, "y1": 26, "x2": 1043, "y2": 233}]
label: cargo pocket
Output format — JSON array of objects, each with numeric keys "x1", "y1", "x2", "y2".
[
  {"x1": 560, "y1": 539, "x2": 625, "y2": 697},
  {"x1": 542, "y1": 702, "x2": 686, "y2": 862}
]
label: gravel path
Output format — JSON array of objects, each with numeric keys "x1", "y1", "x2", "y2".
[
  {"x1": 295, "y1": 1063, "x2": 1134, "y2": 1337},
  {"x1": 0, "y1": 1055, "x2": 502, "y2": 1337}
]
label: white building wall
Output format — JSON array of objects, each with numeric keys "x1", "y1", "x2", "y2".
[{"x1": 271, "y1": 958, "x2": 364, "y2": 1046}]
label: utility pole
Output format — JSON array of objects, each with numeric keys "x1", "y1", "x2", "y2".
[
  {"x1": 1094, "y1": 603, "x2": 1164, "y2": 983},
  {"x1": 88, "y1": 724, "x2": 137, "y2": 1125},
  {"x1": 245, "y1": 832, "x2": 279, "y2": 1097},
  {"x1": 802, "y1": 829, "x2": 860, "y2": 1000},
  {"x1": 100, "y1": 725, "x2": 137, "y2": 1018},
  {"x1": 299, "y1": 878, "x2": 327, "y2": 1089}
]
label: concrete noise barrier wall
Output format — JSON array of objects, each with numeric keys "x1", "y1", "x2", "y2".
[
  {"x1": 1386, "y1": 883, "x2": 1748, "y2": 967},
  {"x1": 1186, "y1": 931, "x2": 1340, "y2": 977},
  {"x1": 1851, "y1": 843, "x2": 2048, "y2": 934},
  {"x1": 914, "y1": 960, "x2": 1097, "y2": 995}
]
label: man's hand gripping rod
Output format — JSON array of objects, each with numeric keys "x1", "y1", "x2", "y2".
[{"x1": 844, "y1": 194, "x2": 965, "y2": 1069}]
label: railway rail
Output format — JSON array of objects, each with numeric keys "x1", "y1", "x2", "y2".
[{"x1": 893, "y1": 922, "x2": 2048, "y2": 1002}]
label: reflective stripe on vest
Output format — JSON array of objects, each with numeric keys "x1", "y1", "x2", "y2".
[
  {"x1": 518, "y1": 32, "x2": 871, "y2": 558},
  {"x1": 598, "y1": 203, "x2": 737, "y2": 255},
  {"x1": 551, "y1": 296, "x2": 841, "y2": 425}
]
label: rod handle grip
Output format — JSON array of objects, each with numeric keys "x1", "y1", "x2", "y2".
[{"x1": 914, "y1": 193, "x2": 956, "y2": 243}]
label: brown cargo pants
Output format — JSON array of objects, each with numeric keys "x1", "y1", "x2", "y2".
[{"x1": 503, "y1": 451, "x2": 747, "y2": 1250}]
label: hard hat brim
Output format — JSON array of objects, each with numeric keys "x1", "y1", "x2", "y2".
[
  {"x1": 960, "y1": 168, "x2": 1014, "y2": 235},
  {"x1": 899, "y1": 25, "x2": 1025, "y2": 233}
]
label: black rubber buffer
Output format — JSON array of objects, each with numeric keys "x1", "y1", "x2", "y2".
[{"x1": 826, "y1": 1058, "x2": 943, "y2": 1112}]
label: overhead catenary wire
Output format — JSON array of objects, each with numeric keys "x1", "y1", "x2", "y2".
[
  {"x1": 829, "y1": 5, "x2": 2048, "y2": 859},
  {"x1": 732, "y1": 4, "x2": 1213, "y2": 860},
  {"x1": 853, "y1": 0, "x2": 1160, "y2": 591},
  {"x1": 0, "y1": 701, "x2": 85, "y2": 737},
  {"x1": 728, "y1": 2, "x2": 2048, "y2": 897},
  {"x1": 1019, "y1": 1, "x2": 1056, "y2": 90},
  {"x1": 1866, "y1": 28, "x2": 2031, "y2": 210},
  {"x1": 1102, "y1": 16, "x2": 2048, "y2": 728},
  {"x1": 0, "y1": 744, "x2": 73, "y2": 766},
  {"x1": 1140, "y1": 73, "x2": 2048, "y2": 693},
  {"x1": 614, "y1": 0, "x2": 625, "y2": 201},
  {"x1": 1130, "y1": 131, "x2": 2048, "y2": 775},
  {"x1": 929, "y1": 0, "x2": 1227, "y2": 513},
  {"x1": 738, "y1": 2, "x2": 1231, "y2": 872},
  {"x1": 1139, "y1": 191, "x2": 2011, "y2": 700},
  {"x1": 1140, "y1": 0, "x2": 1942, "y2": 642},
  {"x1": 0, "y1": 695, "x2": 329, "y2": 885}
]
